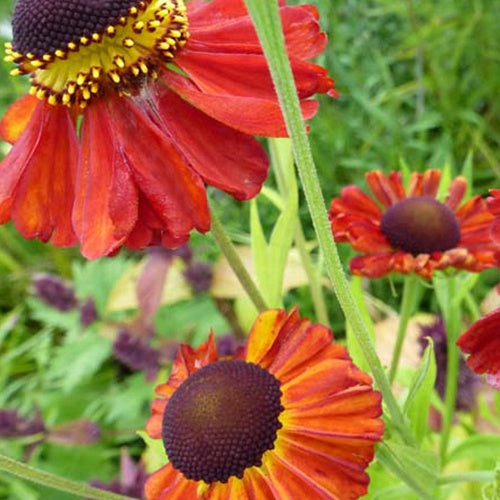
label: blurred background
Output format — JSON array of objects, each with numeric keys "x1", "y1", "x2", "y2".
[{"x1": 0, "y1": 0, "x2": 499, "y2": 498}]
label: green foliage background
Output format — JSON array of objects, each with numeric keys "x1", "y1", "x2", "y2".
[{"x1": 0, "y1": 0, "x2": 499, "y2": 498}]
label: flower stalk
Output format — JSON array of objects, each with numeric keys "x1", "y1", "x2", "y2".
[
  {"x1": 389, "y1": 273, "x2": 420, "y2": 383},
  {"x1": 0, "y1": 453, "x2": 134, "y2": 500},
  {"x1": 243, "y1": 0, "x2": 415, "y2": 446},
  {"x1": 210, "y1": 207, "x2": 268, "y2": 312}
]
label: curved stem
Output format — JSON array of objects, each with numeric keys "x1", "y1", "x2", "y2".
[
  {"x1": 210, "y1": 207, "x2": 268, "y2": 312},
  {"x1": 389, "y1": 274, "x2": 420, "y2": 383},
  {"x1": 243, "y1": 0, "x2": 415, "y2": 447},
  {"x1": 0, "y1": 454, "x2": 134, "y2": 500}
]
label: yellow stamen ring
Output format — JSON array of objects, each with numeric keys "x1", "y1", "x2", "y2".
[{"x1": 5, "y1": 0, "x2": 188, "y2": 108}]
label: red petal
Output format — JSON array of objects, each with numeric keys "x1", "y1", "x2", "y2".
[
  {"x1": 73, "y1": 99, "x2": 138, "y2": 259},
  {"x1": 0, "y1": 94, "x2": 38, "y2": 144},
  {"x1": 0, "y1": 100, "x2": 77, "y2": 246},
  {"x1": 164, "y1": 69, "x2": 318, "y2": 137},
  {"x1": 108, "y1": 95, "x2": 211, "y2": 241},
  {"x1": 156, "y1": 87, "x2": 269, "y2": 200},
  {"x1": 366, "y1": 171, "x2": 404, "y2": 207},
  {"x1": 457, "y1": 308, "x2": 500, "y2": 376}
]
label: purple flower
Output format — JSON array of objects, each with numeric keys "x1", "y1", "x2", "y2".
[
  {"x1": 32, "y1": 274, "x2": 77, "y2": 311},
  {"x1": 0, "y1": 409, "x2": 45, "y2": 438},
  {"x1": 80, "y1": 298, "x2": 98, "y2": 327},
  {"x1": 184, "y1": 262, "x2": 213, "y2": 294},
  {"x1": 113, "y1": 329, "x2": 160, "y2": 377},
  {"x1": 216, "y1": 333, "x2": 245, "y2": 357},
  {"x1": 419, "y1": 317, "x2": 479, "y2": 411}
]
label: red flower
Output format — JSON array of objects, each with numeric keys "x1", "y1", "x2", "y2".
[
  {"x1": 0, "y1": 0, "x2": 336, "y2": 258},
  {"x1": 145, "y1": 308, "x2": 383, "y2": 499},
  {"x1": 328, "y1": 169, "x2": 500, "y2": 278},
  {"x1": 457, "y1": 309, "x2": 500, "y2": 390}
]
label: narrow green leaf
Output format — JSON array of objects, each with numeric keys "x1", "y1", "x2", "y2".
[
  {"x1": 249, "y1": 199, "x2": 270, "y2": 302},
  {"x1": 449, "y1": 436, "x2": 500, "y2": 464},
  {"x1": 378, "y1": 442, "x2": 439, "y2": 499},
  {"x1": 404, "y1": 338, "x2": 437, "y2": 443},
  {"x1": 436, "y1": 162, "x2": 452, "y2": 201},
  {"x1": 461, "y1": 150, "x2": 474, "y2": 200}
]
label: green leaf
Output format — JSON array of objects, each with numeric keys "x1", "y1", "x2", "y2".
[
  {"x1": 403, "y1": 338, "x2": 436, "y2": 443},
  {"x1": 436, "y1": 162, "x2": 452, "y2": 201},
  {"x1": 449, "y1": 436, "x2": 500, "y2": 464},
  {"x1": 378, "y1": 442, "x2": 439, "y2": 499},
  {"x1": 346, "y1": 276, "x2": 375, "y2": 372},
  {"x1": 137, "y1": 430, "x2": 168, "y2": 473},
  {"x1": 72, "y1": 256, "x2": 132, "y2": 316},
  {"x1": 461, "y1": 150, "x2": 474, "y2": 200},
  {"x1": 250, "y1": 199, "x2": 270, "y2": 302},
  {"x1": 268, "y1": 138, "x2": 298, "y2": 307},
  {"x1": 483, "y1": 464, "x2": 500, "y2": 500},
  {"x1": 47, "y1": 334, "x2": 112, "y2": 392}
]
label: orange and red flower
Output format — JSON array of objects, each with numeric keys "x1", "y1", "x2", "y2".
[
  {"x1": 328, "y1": 169, "x2": 500, "y2": 279},
  {"x1": 145, "y1": 308, "x2": 383, "y2": 499},
  {"x1": 457, "y1": 308, "x2": 500, "y2": 390},
  {"x1": 0, "y1": 0, "x2": 336, "y2": 258}
]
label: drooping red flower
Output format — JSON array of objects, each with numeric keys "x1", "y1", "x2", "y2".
[
  {"x1": 145, "y1": 308, "x2": 383, "y2": 499},
  {"x1": 457, "y1": 308, "x2": 500, "y2": 389},
  {"x1": 328, "y1": 169, "x2": 500, "y2": 278},
  {"x1": 0, "y1": 0, "x2": 336, "y2": 258}
]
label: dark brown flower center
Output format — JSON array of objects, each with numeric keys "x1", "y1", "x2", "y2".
[
  {"x1": 6, "y1": 0, "x2": 188, "y2": 108},
  {"x1": 380, "y1": 196, "x2": 460, "y2": 255},
  {"x1": 12, "y1": 0, "x2": 140, "y2": 57},
  {"x1": 162, "y1": 360, "x2": 283, "y2": 484}
]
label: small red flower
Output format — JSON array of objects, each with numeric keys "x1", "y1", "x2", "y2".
[
  {"x1": 0, "y1": 0, "x2": 336, "y2": 258},
  {"x1": 328, "y1": 169, "x2": 500, "y2": 278},
  {"x1": 145, "y1": 308, "x2": 383, "y2": 499},
  {"x1": 457, "y1": 308, "x2": 500, "y2": 389}
]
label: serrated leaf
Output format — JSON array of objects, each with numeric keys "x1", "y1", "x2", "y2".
[
  {"x1": 72, "y1": 256, "x2": 132, "y2": 315},
  {"x1": 404, "y1": 338, "x2": 436, "y2": 443},
  {"x1": 47, "y1": 334, "x2": 112, "y2": 392}
]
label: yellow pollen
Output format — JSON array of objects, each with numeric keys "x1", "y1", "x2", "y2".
[{"x1": 6, "y1": 0, "x2": 189, "y2": 109}]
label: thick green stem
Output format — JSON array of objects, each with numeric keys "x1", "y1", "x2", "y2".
[
  {"x1": 0, "y1": 454, "x2": 134, "y2": 500},
  {"x1": 389, "y1": 274, "x2": 419, "y2": 383},
  {"x1": 210, "y1": 207, "x2": 268, "y2": 312},
  {"x1": 243, "y1": 0, "x2": 414, "y2": 446}
]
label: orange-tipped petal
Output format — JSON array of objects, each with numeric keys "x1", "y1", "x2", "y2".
[
  {"x1": 0, "y1": 94, "x2": 38, "y2": 144},
  {"x1": 0, "y1": 100, "x2": 77, "y2": 246}
]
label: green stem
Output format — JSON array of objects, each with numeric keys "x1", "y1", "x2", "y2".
[
  {"x1": 294, "y1": 222, "x2": 329, "y2": 324},
  {"x1": 210, "y1": 207, "x2": 268, "y2": 312},
  {"x1": 243, "y1": 0, "x2": 415, "y2": 446},
  {"x1": 389, "y1": 274, "x2": 419, "y2": 383},
  {"x1": 0, "y1": 454, "x2": 134, "y2": 500},
  {"x1": 437, "y1": 277, "x2": 461, "y2": 462},
  {"x1": 268, "y1": 138, "x2": 328, "y2": 324},
  {"x1": 438, "y1": 471, "x2": 494, "y2": 485},
  {"x1": 464, "y1": 291, "x2": 481, "y2": 322}
]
